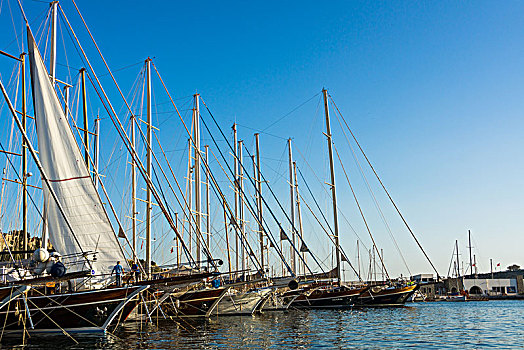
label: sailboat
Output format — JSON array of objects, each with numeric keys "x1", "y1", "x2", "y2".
[{"x1": 0, "y1": 24, "x2": 150, "y2": 334}]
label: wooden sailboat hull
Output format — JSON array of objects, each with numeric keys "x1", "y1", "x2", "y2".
[
  {"x1": 0, "y1": 285, "x2": 148, "y2": 333},
  {"x1": 212, "y1": 288, "x2": 272, "y2": 316},
  {"x1": 286, "y1": 286, "x2": 367, "y2": 309},
  {"x1": 162, "y1": 287, "x2": 230, "y2": 318},
  {"x1": 356, "y1": 284, "x2": 419, "y2": 307}
]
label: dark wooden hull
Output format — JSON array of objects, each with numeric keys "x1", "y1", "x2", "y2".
[
  {"x1": 286, "y1": 286, "x2": 367, "y2": 309},
  {"x1": 163, "y1": 287, "x2": 229, "y2": 318},
  {"x1": 356, "y1": 285, "x2": 418, "y2": 307},
  {"x1": 0, "y1": 285, "x2": 148, "y2": 333}
]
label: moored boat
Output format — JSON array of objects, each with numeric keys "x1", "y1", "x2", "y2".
[
  {"x1": 356, "y1": 284, "x2": 419, "y2": 307},
  {"x1": 284, "y1": 284, "x2": 368, "y2": 309},
  {"x1": 0, "y1": 285, "x2": 148, "y2": 334}
]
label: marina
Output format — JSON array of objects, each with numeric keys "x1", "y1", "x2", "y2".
[
  {"x1": 0, "y1": 0, "x2": 522, "y2": 348},
  {"x1": 0, "y1": 300, "x2": 521, "y2": 349}
]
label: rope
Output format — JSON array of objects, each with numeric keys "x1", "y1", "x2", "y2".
[
  {"x1": 332, "y1": 143, "x2": 390, "y2": 280},
  {"x1": 329, "y1": 94, "x2": 441, "y2": 279}
]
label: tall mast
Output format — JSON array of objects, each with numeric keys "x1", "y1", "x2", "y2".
[
  {"x1": 63, "y1": 85, "x2": 70, "y2": 117},
  {"x1": 80, "y1": 68, "x2": 89, "y2": 169},
  {"x1": 93, "y1": 114, "x2": 100, "y2": 188},
  {"x1": 322, "y1": 88, "x2": 341, "y2": 283},
  {"x1": 254, "y1": 134, "x2": 264, "y2": 272},
  {"x1": 175, "y1": 212, "x2": 180, "y2": 266},
  {"x1": 50, "y1": 1, "x2": 58, "y2": 84},
  {"x1": 130, "y1": 113, "x2": 137, "y2": 262},
  {"x1": 357, "y1": 240, "x2": 361, "y2": 279},
  {"x1": 187, "y1": 138, "x2": 192, "y2": 255},
  {"x1": 193, "y1": 93, "x2": 201, "y2": 267},
  {"x1": 145, "y1": 57, "x2": 152, "y2": 277},
  {"x1": 293, "y1": 161, "x2": 305, "y2": 276},
  {"x1": 455, "y1": 239, "x2": 460, "y2": 278},
  {"x1": 205, "y1": 145, "x2": 211, "y2": 270},
  {"x1": 468, "y1": 230, "x2": 473, "y2": 275},
  {"x1": 232, "y1": 124, "x2": 239, "y2": 275},
  {"x1": 21, "y1": 53, "x2": 28, "y2": 259},
  {"x1": 287, "y1": 138, "x2": 296, "y2": 274},
  {"x1": 238, "y1": 140, "x2": 246, "y2": 277},
  {"x1": 381, "y1": 248, "x2": 384, "y2": 282},
  {"x1": 223, "y1": 200, "x2": 232, "y2": 278}
]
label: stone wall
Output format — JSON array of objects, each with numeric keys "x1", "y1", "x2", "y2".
[{"x1": 517, "y1": 275, "x2": 524, "y2": 294}]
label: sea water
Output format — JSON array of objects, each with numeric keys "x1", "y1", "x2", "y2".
[{"x1": 4, "y1": 300, "x2": 523, "y2": 349}]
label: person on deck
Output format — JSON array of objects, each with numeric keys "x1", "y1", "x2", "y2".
[
  {"x1": 131, "y1": 262, "x2": 140, "y2": 283},
  {"x1": 112, "y1": 261, "x2": 124, "y2": 287}
]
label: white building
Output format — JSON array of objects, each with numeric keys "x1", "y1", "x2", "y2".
[{"x1": 463, "y1": 278, "x2": 518, "y2": 296}]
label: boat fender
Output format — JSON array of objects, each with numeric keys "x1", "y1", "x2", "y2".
[
  {"x1": 45, "y1": 257, "x2": 56, "y2": 274},
  {"x1": 33, "y1": 248, "x2": 49, "y2": 263},
  {"x1": 33, "y1": 261, "x2": 46, "y2": 275},
  {"x1": 288, "y1": 280, "x2": 299, "y2": 290},
  {"x1": 50, "y1": 261, "x2": 66, "y2": 278}
]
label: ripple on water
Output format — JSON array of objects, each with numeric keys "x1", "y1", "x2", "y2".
[{"x1": 1, "y1": 300, "x2": 522, "y2": 349}]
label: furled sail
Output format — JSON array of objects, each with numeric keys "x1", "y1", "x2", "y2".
[{"x1": 27, "y1": 27, "x2": 126, "y2": 278}]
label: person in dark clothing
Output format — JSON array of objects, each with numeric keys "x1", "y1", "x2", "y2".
[
  {"x1": 111, "y1": 261, "x2": 124, "y2": 287},
  {"x1": 131, "y1": 262, "x2": 140, "y2": 282}
]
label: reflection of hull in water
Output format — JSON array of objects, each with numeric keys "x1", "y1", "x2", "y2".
[
  {"x1": 213, "y1": 288, "x2": 272, "y2": 316},
  {"x1": 0, "y1": 285, "x2": 148, "y2": 334},
  {"x1": 357, "y1": 285, "x2": 418, "y2": 307},
  {"x1": 263, "y1": 290, "x2": 296, "y2": 311},
  {"x1": 286, "y1": 286, "x2": 367, "y2": 309},
  {"x1": 164, "y1": 287, "x2": 230, "y2": 318}
]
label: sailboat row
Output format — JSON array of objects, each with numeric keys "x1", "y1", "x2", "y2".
[{"x1": 0, "y1": 0, "x2": 429, "y2": 338}]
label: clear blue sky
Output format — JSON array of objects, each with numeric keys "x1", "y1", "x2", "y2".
[{"x1": 1, "y1": 1, "x2": 523, "y2": 277}]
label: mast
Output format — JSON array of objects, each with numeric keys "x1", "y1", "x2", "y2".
[
  {"x1": 50, "y1": 1, "x2": 58, "y2": 84},
  {"x1": 254, "y1": 134, "x2": 264, "y2": 272},
  {"x1": 63, "y1": 85, "x2": 70, "y2": 117},
  {"x1": 287, "y1": 138, "x2": 296, "y2": 274},
  {"x1": 93, "y1": 114, "x2": 100, "y2": 188},
  {"x1": 381, "y1": 248, "x2": 384, "y2": 282},
  {"x1": 205, "y1": 145, "x2": 211, "y2": 270},
  {"x1": 130, "y1": 113, "x2": 137, "y2": 262},
  {"x1": 193, "y1": 93, "x2": 201, "y2": 267},
  {"x1": 223, "y1": 200, "x2": 232, "y2": 279},
  {"x1": 80, "y1": 68, "x2": 89, "y2": 169},
  {"x1": 232, "y1": 124, "x2": 239, "y2": 275},
  {"x1": 21, "y1": 53, "x2": 28, "y2": 259},
  {"x1": 238, "y1": 140, "x2": 246, "y2": 277},
  {"x1": 293, "y1": 161, "x2": 305, "y2": 276},
  {"x1": 455, "y1": 239, "x2": 460, "y2": 278},
  {"x1": 468, "y1": 230, "x2": 473, "y2": 275},
  {"x1": 145, "y1": 57, "x2": 152, "y2": 277},
  {"x1": 357, "y1": 240, "x2": 361, "y2": 279},
  {"x1": 322, "y1": 88, "x2": 341, "y2": 283},
  {"x1": 175, "y1": 212, "x2": 180, "y2": 266}
]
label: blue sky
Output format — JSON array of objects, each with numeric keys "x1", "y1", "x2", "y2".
[{"x1": 1, "y1": 1, "x2": 523, "y2": 278}]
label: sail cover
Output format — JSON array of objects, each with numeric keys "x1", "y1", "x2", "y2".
[{"x1": 27, "y1": 28, "x2": 126, "y2": 277}]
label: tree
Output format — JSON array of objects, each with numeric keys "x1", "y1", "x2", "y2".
[{"x1": 507, "y1": 264, "x2": 520, "y2": 271}]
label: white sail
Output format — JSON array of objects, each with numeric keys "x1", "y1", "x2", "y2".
[{"x1": 27, "y1": 28, "x2": 126, "y2": 277}]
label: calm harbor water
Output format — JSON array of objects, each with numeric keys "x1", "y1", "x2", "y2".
[{"x1": 3, "y1": 300, "x2": 522, "y2": 349}]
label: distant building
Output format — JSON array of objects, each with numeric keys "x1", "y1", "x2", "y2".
[
  {"x1": 411, "y1": 274, "x2": 435, "y2": 283},
  {"x1": 413, "y1": 269, "x2": 524, "y2": 299},
  {"x1": 411, "y1": 274, "x2": 445, "y2": 299},
  {"x1": 463, "y1": 269, "x2": 524, "y2": 296}
]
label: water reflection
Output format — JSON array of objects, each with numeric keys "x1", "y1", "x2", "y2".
[{"x1": 2, "y1": 300, "x2": 522, "y2": 349}]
